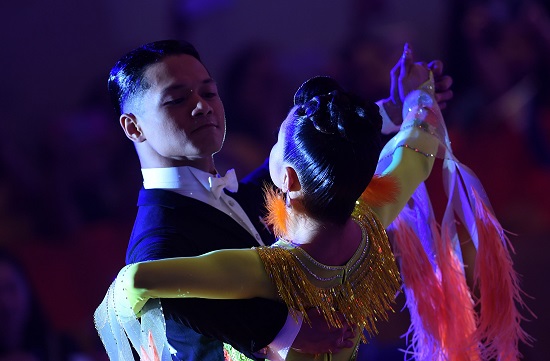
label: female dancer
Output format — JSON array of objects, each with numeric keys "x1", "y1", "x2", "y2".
[{"x1": 96, "y1": 49, "x2": 528, "y2": 361}]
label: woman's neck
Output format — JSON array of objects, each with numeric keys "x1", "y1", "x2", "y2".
[{"x1": 286, "y1": 216, "x2": 361, "y2": 266}]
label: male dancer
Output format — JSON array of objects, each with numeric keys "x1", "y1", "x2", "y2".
[{"x1": 109, "y1": 39, "x2": 452, "y2": 360}]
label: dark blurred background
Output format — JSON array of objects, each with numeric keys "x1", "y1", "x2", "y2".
[{"x1": 0, "y1": 0, "x2": 548, "y2": 360}]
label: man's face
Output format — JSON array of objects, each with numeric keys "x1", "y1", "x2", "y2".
[{"x1": 131, "y1": 54, "x2": 226, "y2": 166}]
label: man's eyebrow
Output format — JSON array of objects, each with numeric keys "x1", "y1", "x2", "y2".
[{"x1": 196, "y1": 78, "x2": 217, "y2": 86}]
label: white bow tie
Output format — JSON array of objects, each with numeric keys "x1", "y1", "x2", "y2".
[{"x1": 209, "y1": 169, "x2": 239, "y2": 199}]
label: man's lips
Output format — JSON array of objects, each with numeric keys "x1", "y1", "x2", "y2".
[{"x1": 192, "y1": 123, "x2": 217, "y2": 133}]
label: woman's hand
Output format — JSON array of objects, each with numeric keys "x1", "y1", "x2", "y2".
[
  {"x1": 384, "y1": 43, "x2": 436, "y2": 126},
  {"x1": 395, "y1": 43, "x2": 430, "y2": 101}
]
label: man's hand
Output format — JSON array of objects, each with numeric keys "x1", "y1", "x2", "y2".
[
  {"x1": 429, "y1": 60, "x2": 453, "y2": 110},
  {"x1": 291, "y1": 309, "x2": 356, "y2": 355}
]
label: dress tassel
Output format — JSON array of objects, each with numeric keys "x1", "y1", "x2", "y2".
[
  {"x1": 436, "y1": 225, "x2": 480, "y2": 361},
  {"x1": 471, "y1": 189, "x2": 533, "y2": 361},
  {"x1": 391, "y1": 214, "x2": 481, "y2": 361},
  {"x1": 391, "y1": 215, "x2": 445, "y2": 360}
]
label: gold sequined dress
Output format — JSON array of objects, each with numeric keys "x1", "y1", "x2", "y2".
[{"x1": 255, "y1": 200, "x2": 401, "y2": 361}]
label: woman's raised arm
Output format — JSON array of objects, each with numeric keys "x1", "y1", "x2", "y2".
[{"x1": 373, "y1": 73, "x2": 442, "y2": 227}]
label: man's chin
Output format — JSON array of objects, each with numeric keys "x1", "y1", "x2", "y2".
[{"x1": 213, "y1": 142, "x2": 224, "y2": 156}]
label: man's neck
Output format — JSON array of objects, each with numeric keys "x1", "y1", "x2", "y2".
[{"x1": 140, "y1": 156, "x2": 217, "y2": 175}]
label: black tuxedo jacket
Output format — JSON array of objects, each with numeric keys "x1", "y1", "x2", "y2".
[{"x1": 126, "y1": 162, "x2": 287, "y2": 361}]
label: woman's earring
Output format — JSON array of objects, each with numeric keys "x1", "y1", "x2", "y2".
[
  {"x1": 264, "y1": 187, "x2": 289, "y2": 239},
  {"x1": 285, "y1": 192, "x2": 291, "y2": 208}
]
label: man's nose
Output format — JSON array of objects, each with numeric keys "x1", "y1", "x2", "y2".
[{"x1": 191, "y1": 96, "x2": 213, "y2": 117}]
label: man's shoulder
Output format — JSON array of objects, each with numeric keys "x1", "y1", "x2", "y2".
[
  {"x1": 137, "y1": 188, "x2": 197, "y2": 208},
  {"x1": 128, "y1": 188, "x2": 260, "y2": 261},
  {"x1": 134, "y1": 188, "x2": 234, "y2": 228}
]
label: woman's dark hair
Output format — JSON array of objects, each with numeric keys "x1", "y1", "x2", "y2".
[
  {"x1": 284, "y1": 76, "x2": 382, "y2": 224},
  {"x1": 108, "y1": 39, "x2": 202, "y2": 115}
]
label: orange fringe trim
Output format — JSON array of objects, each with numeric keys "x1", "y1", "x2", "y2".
[{"x1": 359, "y1": 174, "x2": 400, "y2": 207}]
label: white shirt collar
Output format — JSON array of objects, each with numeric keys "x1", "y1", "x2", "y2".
[{"x1": 141, "y1": 166, "x2": 213, "y2": 192}]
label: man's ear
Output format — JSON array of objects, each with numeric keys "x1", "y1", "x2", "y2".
[{"x1": 120, "y1": 113, "x2": 145, "y2": 143}]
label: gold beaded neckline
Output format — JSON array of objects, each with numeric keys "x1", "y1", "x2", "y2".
[{"x1": 276, "y1": 220, "x2": 368, "y2": 287}]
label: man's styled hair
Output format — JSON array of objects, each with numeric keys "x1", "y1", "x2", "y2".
[{"x1": 108, "y1": 40, "x2": 202, "y2": 115}]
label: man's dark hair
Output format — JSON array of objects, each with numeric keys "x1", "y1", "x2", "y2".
[{"x1": 108, "y1": 40, "x2": 202, "y2": 115}]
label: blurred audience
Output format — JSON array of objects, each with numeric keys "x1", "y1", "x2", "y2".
[
  {"x1": 0, "y1": 162, "x2": 35, "y2": 245},
  {"x1": 41, "y1": 84, "x2": 141, "y2": 238},
  {"x1": 217, "y1": 43, "x2": 293, "y2": 176},
  {"x1": 332, "y1": 35, "x2": 398, "y2": 103},
  {"x1": 0, "y1": 248, "x2": 90, "y2": 361},
  {"x1": 447, "y1": 0, "x2": 550, "y2": 166},
  {"x1": 0, "y1": 84, "x2": 138, "y2": 358}
]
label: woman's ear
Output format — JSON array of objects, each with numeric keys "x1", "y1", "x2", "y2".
[
  {"x1": 120, "y1": 113, "x2": 145, "y2": 143},
  {"x1": 284, "y1": 166, "x2": 301, "y2": 193}
]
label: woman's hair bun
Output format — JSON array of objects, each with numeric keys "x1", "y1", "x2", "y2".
[
  {"x1": 285, "y1": 76, "x2": 384, "y2": 225},
  {"x1": 293, "y1": 76, "x2": 343, "y2": 106},
  {"x1": 294, "y1": 76, "x2": 382, "y2": 141}
]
